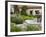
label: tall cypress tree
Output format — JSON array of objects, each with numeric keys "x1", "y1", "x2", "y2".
[
  {"x1": 14, "y1": 5, "x2": 19, "y2": 14},
  {"x1": 21, "y1": 6, "x2": 27, "y2": 16}
]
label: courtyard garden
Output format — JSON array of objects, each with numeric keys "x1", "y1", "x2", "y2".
[
  {"x1": 10, "y1": 14, "x2": 41, "y2": 32},
  {"x1": 10, "y1": 5, "x2": 42, "y2": 32}
]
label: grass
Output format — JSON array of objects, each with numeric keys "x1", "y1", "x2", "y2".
[{"x1": 21, "y1": 15, "x2": 34, "y2": 20}]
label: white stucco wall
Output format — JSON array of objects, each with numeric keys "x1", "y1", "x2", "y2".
[{"x1": 26, "y1": 9, "x2": 42, "y2": 15}]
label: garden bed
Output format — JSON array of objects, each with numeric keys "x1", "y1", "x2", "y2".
[{"x1": 10, "y1": 23, "x2": 41, "y2": 32}]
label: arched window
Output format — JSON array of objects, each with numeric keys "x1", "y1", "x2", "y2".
[
  {"x1": 30, "y1": 10, "x2": 33, "y2": 15},
  {"x1": 35, "y1": 10, "x2": 40, "y2": 14}
]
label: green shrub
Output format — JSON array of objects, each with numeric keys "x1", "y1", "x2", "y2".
[
  {"x1": 10, "y1": 23, "x2": 22, "y2": 32},
  {"x1": 11, "y1": 15, "x2": 24, "y2": 24},
  {"x1": 11, "y1": 16, "x2": 16, "y2": 23},
  {"x1": 21, "y1": 6, "x2": 27, "y2": 16},
  {"x1": 10, "y1": 23, "x2": 16, "y2": 32},
  {"x1": 27, "y1": 24, "x2": 41, "y2": 31},
  {"x1": 10, "y1": 23, "x2": 41, "y2": 32},
  {"x1": 14, "y1": 26, "x2": 22, "y2": 32},
  {"x1": 15, "y1": 16, "x2": 24, "y2": 24}
]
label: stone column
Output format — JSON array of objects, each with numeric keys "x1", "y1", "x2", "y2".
[
  {"x1": 19, "y1": 8, "x2": 22, "y2": 14},
  {"x1": 32, "y1": 10, "x2": 36, "y2": 16}
]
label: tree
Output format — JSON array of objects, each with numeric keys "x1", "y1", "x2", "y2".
[
  {"x1": 14, "y1": 5, "x2": 19, "y2": 14},
  {"x1": 21, "y1": 6, "x2": 27, "y2": 16}
]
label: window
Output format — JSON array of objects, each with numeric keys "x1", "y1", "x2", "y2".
[
  {"x1": 30, "y1": 11, "x2": 33, "y2": 15},
  {"x1": 35, "y1": 10, "x2": 40, "y2": 14}
]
